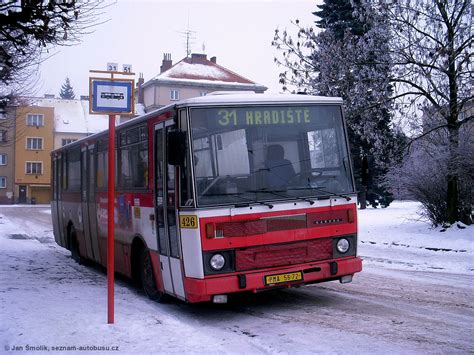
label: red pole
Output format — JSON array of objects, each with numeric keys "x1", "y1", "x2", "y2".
[{"x1": 107, "y1": 114, "x2": 115, "y2": 324}]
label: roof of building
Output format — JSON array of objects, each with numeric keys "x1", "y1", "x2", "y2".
[
  {"x1": 34, "y1": 98, "x2": 109, "y2": 134},
  {"x1": 146, "y1": 53, "x2": 267, "y2": 91},
  {"x1": 31, "y1": 98, "x2": 145, "y2": 134}
]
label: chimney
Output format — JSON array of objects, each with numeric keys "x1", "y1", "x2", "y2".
[
  {"x1": 160, "y1": 53, "x2": 172, "y2": 73},
  {"x1": 137, "y1": 73, "x2": 145, "y2": 104},
  {"x1": 210, "y1": 56, "x2": 217, "y2": 64},
  {"x1": 191, "y1": 53, "x2": 207, "y2": 64}
]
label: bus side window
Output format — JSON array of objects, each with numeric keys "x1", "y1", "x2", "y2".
[
  {"x1": 118, "y1": 125, "x2": 148, "y2": 190},
  {"x1": 96, "y1": 150, "x2": 108, "y2": 189},
  {"x1": 67, "y1": 147, "x2": 81, "y2": 191}
]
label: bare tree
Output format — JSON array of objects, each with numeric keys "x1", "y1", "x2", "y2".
[
  {"x1": 0, "y1": 0, "x2": 110, "y2": 105},
  {"x1": 386, "y1": 0, "x2": 473, "y2": 224}
]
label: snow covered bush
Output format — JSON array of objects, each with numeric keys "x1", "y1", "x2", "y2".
[{"x1": 388, "y1": 127, "x2": 473, "y2": 227}]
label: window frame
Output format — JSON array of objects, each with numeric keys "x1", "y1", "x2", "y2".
[
  {"x1": 62, "y1": 138, "x2": 77, "y2": 146},
  {"x1": 170, "y1": 89, "x2": 180, "y2": 101},
  {"x1": 0, "y1": 154, "x2": 6, "y2": 165},
  {"x1": 26, "y1": 137, "x2": 44, "y2": 150},
  {"x1": 0, "y1": 176, "x2": 6, "y2": 188},
  {"x1": 0, "y1": 130, "x2": 7, "y2": 142},
  {"x1": 26, "y1": 114, "x2": 44, "y2": 127},
  {"x1": 25, "y1": 161, "x2": 43, "y2": 175}
]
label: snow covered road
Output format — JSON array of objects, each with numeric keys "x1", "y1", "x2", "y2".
[{"x1": 1, "y1": 203, "x2": 473, "y2": 354}]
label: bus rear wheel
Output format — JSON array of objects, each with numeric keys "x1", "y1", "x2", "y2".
[
  {"x1": 139, "y1": 248, "x2": 165, "y2": 302},
  {"x1": 69, "y1": 226, "x2": 82, "y2": 264}
]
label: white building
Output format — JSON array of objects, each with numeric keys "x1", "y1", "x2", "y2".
[{"x1": 139, "y1": 53, "x2": 267, "y2": 112}]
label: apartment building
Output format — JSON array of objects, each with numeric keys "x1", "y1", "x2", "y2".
[
  {"x1": 14, "y1": 105, "x2": 54, "y2": 204},
  {"x1": 140, "y1": 53, "x2": 267, "y2": 111},
  {"x1": 0, "y1": 107, "x2": 16, "y2": 203}
]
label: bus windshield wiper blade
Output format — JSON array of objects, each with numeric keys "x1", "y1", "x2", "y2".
[
  {"x1": 247, "y1": 188, "x2": 314, "y2": 205},
  {"x1": 201, "y1": 192, "x2": 273, "y2": 209},
  {"x1": 287, "y1": 186, "x2": 352, "y2": 201}
]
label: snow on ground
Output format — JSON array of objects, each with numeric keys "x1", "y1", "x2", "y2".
[
  {"x1": 0, "y1": 201, "x2": 472, "y2": 354},
  {"x1": 358, "y1": 201, "x2": 473, "y2": 275}
]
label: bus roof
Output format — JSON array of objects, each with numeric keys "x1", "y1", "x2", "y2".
[
  {"x1": 52, "y1": 93, "x2": 343, "y2": 155},
  {"x1": 177, "y1": 93, "x2": 343, "y2": 107}
]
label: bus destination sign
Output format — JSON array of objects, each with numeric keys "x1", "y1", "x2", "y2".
[{"x1": 217, "y1": 108, "x2": 312, "y2": 127}]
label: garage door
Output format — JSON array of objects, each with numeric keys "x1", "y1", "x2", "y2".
[{"x1": 31, "y1": 187, "x2": 51, "y2": 204}]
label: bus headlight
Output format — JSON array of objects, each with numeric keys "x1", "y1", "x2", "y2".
[
  {"x1": 336, "y1": 238, "x2": 350, "y2": 254},
  {"x1": 210, "y1": 254, "x2": 226, "y2": 270}
]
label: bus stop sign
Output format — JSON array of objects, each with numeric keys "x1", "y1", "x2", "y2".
[{"x1": 89, "y1": 78, "x2": 134, "y2": 115}]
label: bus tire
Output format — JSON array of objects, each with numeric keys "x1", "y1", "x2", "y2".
[
  {"x1": 69, "y1": 225, "x2": 82, "y2": 264},
  {"x1": 139, "y1": 248, "x2": 164, "y2": 302}
]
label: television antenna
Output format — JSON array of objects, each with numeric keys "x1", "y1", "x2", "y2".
[{"x1": 177, "y1": 18, "x2": 196, "y2": 57}]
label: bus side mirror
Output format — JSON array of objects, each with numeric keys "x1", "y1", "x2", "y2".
[{"x1": 167, "y1": 131, "x2": 186, "y2": 166}]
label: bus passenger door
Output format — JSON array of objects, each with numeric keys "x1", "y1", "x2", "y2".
[
  {"x1": 81, "y1": 147, "x2": 94, "y2": 260},
  {"x1": 57, "y1": 154, "x2": 66, "y2": 247},
  {"x1": 51, "y1": 157, "x2": 60, "y2": 245},
  {"x1": 154, "y1": 122, "x2": 185, "y2": 299},
  {"x1": 87, "y1": 145, "x2": 101, "y2": 263}
]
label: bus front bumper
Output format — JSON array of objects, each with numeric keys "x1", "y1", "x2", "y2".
[{"x1": 184, "y1": 256, "x2": 362, "y2": 303}]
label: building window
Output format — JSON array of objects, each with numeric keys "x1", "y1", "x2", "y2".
[
  {"x1": 0, "y1": 177, "x2": 6, "y2": 188},
  {"x1": 0, "y1": 130, "x2": 7, "y2": 142},
  {"x1": 26, "y1": 137, "x2": 44, "y2": 150},
  {"x1": 170, "y1": 89, "x2": 179, "y2": 101},
  {"x1": 62, "y1": 138, "x2": 77, "y2": 146},
  {"x1": 26, "y1": 161, "x2": 43, "y2": 175},
  {"x1": 0, "y1": 154, "x2": 6, "y2": 165},
  {"x1": 27, "y1": 114, "x2": 44, "y2": 127},
  {"x1": 200, "y1": 92, "x2": 207, "y2": 96},
  {"x1": 0, "y1": 112, "x2": 6, "y2": 120}
]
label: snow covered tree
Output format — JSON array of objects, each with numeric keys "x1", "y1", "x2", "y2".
[
  {"x1": 59, "y1": 77, "x2": 75, "y2": 99},
  {"x1": 272, "y1": 0, "x2": 399, "y2": 208},
  {"x1": 385, "y1": 0, "x2": 473, "y2": 225},
  {"x1": 313, "y1": 0, "x2": 368, "y2": 39}
]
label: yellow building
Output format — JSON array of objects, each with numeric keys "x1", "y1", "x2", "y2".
[{"x1": 14, "y1": 106, "x2": 54, "y2": 204}]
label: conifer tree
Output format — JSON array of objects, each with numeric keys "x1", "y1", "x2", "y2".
[
  {"x1": 313, "y1": 0, "x2": 367, "y2": 39},
  {"x1": 59, "y1": 77, "x2": 75, "y2": 100},
  {"x1": 273, "y1": 0, "x2": 398, "y2": 207}
]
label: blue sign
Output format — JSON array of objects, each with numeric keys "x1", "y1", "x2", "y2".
[{"x1": 90, "y1": 79, "x2": 134, "y2": 114}]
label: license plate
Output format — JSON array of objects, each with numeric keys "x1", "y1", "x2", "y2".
[{"x1": 264, "y1": 271, "x2": 303, "y2": 285}]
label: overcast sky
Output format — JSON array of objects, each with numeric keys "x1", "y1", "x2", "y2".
[{"x1": 37, "y1": 0, "x2": 320, "y2": 97}]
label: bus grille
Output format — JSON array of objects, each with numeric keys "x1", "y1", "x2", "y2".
[{"x1": 235, "y1": 238, "x2": 333, "y2": 271}]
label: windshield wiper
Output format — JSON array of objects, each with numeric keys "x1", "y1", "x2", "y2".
[
  {"x1": 247, "y1": 188, "x2": 315, "y2": 205},
  {"x1": 287, "y1": 184, "x2": 352, "y2": 201},
  {"x1": 201, "y1": 192, "x2": 274, "y2": 209}
]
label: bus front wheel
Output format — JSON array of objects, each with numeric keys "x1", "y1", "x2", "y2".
[{"x1": 139, "y1": 248, "x2": 165, "y2": 302}]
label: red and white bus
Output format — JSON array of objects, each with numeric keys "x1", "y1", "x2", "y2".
[{"x1": 51, "y1": 93, "x2": 362, "y2": 303}]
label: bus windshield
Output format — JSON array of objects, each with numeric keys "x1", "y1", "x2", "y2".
[{"x1": 189, "y1": 104, "x2": 354, "y2": 207}]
